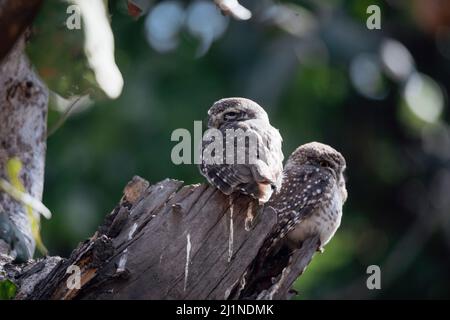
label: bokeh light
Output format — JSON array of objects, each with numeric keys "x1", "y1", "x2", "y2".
[
  {"x1": 350, "y1": 53, "x2": 388, "y2": 100},
  {"x1": 185, "y1": 0, "x2": 229, "y2": 57},
  {"x1": 403, "y1": 72, "x2": 445, "y2": 126},
  {"x1": 145, "y1": 1, "x2": 185, "y2": 53},
  {"x1": 380, "y1": 38, "x2": 415, "y2": 82}
]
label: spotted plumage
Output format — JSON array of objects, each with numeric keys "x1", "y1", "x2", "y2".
[
  {"x1": 199, "y1": 97, "x2": 284, "y2": 204},
  {"x1": 263, "y1": 142, "x2": 347, "y2": 256}
]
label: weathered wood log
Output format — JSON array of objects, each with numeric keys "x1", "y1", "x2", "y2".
[{"x1": 2, "y1": 176, "x2": 320, "y2": 300}]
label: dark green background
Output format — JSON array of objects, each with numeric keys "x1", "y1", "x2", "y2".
[{"x1": 27, "y1": 0, "x2": 450, "y2": 299}]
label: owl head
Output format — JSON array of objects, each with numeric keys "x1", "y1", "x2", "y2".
[
  {"x1": 286, "y1": 142, "x2": 347, "y2": 199},
  {"x1": 207, "y1": 97, "x2": 269, "y2": 128}
]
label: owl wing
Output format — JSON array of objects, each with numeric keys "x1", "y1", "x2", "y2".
[
  {"x1": 199, "y1": 120, "x2": 283, "y2": 198},
  {"x1": 238, "y1": 166, "x2": 335, "y2": 297},
  {"x1": 234, "y1": 119, "x2": 283, "y2": 187},
  {"x1": 199, "y1": 123, "x2": 256, "y2": 195},
  {"x1": 199, "y1": 161, "x2": 252, "y2": 195},
  {"x1": 254, "y1": 125, "x2": 284, "y2": 190},
  {"x1": 262, "y1": 165, "x2": 335, "y2": 256}
]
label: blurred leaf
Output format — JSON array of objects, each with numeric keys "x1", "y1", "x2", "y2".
[{"x1": 0, "y1": 280, "x2": 17, "y2": 300}]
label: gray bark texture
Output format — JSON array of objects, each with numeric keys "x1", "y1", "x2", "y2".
[
  {"x1": 0, "y1": 36, "x2": 48, "y2": 261},
  {"x1": 1, "y1": 176, "x2": 320, "y2": 300}
]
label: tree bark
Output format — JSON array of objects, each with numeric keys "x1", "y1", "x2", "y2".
[
  {"x1": 0, "y1": 36, "x2": 48, "y2": 261},
  {"x1": 1, "y1": 176, "x2": 320, "y2": 300}
]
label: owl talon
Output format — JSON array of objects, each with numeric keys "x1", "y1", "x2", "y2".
[{"x1": 317, "y1": 246, "x2": 325, "y2": 253}]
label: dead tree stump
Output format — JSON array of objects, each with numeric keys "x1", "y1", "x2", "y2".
[{"x1": 1, "y1": 176, "x2": 320, "y2": 300}]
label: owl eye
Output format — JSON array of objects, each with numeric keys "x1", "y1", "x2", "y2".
[
  {"x1": 224, "y1": 112, "x2": 239, "y2": 121},
  {"x1": 319, "y1": 160, "x2": 331, "y2": 168}
]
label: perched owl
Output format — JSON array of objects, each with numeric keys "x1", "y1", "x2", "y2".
[
  {"x1": 234, "y1": 142, "x2": 347, "y2": 299},
  {"x1": 264, "y1": 142, "x2": 347, "y2": 254},
  {"x1": 199, "y1": 97, "x2": 284, "y2": 204}
]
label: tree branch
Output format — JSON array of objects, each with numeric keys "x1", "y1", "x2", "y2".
[{"x1": 0, "y1": 36, "x2": 49, "y2": 261}]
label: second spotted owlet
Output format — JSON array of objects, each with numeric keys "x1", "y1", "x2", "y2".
[
  {"x1": 264, "y1": 142, "x2": 347, "y2": 254},
  {"x1": 199, "y1": 97, "x2": 284, "y2": 204}
]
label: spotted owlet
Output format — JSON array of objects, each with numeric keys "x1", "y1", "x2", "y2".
[
  {"x1": 264, "y1": 142, "x2": 347, "y2": 254},
  {"x1": 199, "y1": 97, "x2": 284, "y2": 204}
]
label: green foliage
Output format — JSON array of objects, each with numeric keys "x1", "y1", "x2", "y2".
[{"x1": 0, "y1": 280, "x2": 17, "y2": 300}]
